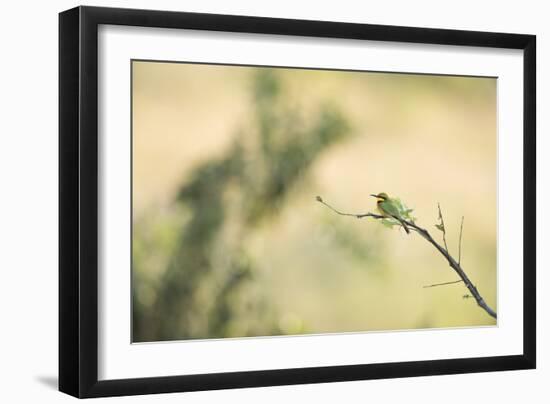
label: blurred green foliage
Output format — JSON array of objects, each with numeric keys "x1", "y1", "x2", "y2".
[{"x1": 133, "y1": 69, "x2": 351, "y2": 341}]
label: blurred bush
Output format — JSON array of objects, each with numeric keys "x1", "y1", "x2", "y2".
[{"x1": 133, "y1": 69, "x2": 351, "y2": 341}]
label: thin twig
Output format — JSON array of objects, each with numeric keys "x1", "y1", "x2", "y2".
[
  {"x1": 316, "y1": 196, "x2": 497, "y2": 320},
  {"x1": 437, "y1": 203, "x2": 449, "y2": 252},
  {"x1": 423, "y1": 279, "x2": 463, "y2": 288},
  {"x1": 458, "y1": 216, "x2": 464, "y2": 266},
  {"x1": 315, "y1": 196, "x2": 384, "y2": 219}
]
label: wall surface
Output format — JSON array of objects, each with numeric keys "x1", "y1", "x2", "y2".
[{"x1": 0, "y1": 0, "x2": 546, "y2": 402}]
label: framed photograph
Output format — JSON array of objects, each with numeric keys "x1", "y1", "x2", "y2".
[{"x1": 59, "y1": 6, "x2": 536, "y2": 398}]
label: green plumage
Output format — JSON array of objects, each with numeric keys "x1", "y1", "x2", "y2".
[{"x1": 378, "y1": 198, "x2": 401, "y2": 217}]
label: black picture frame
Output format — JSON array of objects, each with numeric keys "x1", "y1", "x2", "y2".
[{"x1": 59, "y1": 5, "x2": 536, "y2": 398}]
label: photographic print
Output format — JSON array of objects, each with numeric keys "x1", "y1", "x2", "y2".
[{"x1": 131, "y1": 60, "x2": 497, "y2": 343}]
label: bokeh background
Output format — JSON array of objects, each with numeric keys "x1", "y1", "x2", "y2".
[{"x1": 132, "y1": 60, "x2": 497, "y2": 343}]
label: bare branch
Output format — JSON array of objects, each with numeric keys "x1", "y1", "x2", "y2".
[
  {"x1": 317, "y1": 196, "x2": 497, "y2": 320},
  {"x1": 423, "y1": 279, "x2": 463, "y2": 288},
  {"x1": 315, "y1": 196, "x2": 384, "y2": 219}
]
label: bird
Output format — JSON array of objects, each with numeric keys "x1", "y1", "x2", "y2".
[{"x1": 370, "y1": 192, "x2": 410, "y2": 234}]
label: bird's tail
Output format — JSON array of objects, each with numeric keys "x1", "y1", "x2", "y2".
[{"x1": 392, "y1": 216, "x2": 410, "y2": 234}]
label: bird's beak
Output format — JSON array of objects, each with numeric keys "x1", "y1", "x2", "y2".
[{"x1": 370, "y1": 194, "x2": 378, "y2": 198}]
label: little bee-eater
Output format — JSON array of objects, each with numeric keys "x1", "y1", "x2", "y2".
[{"x1": 370, "y1": 192, "x2": 410, "y2": 234}]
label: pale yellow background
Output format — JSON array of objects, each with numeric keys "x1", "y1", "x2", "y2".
[{"x1": 132, "y1": 60, "x2": 497, "y2": 341}]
